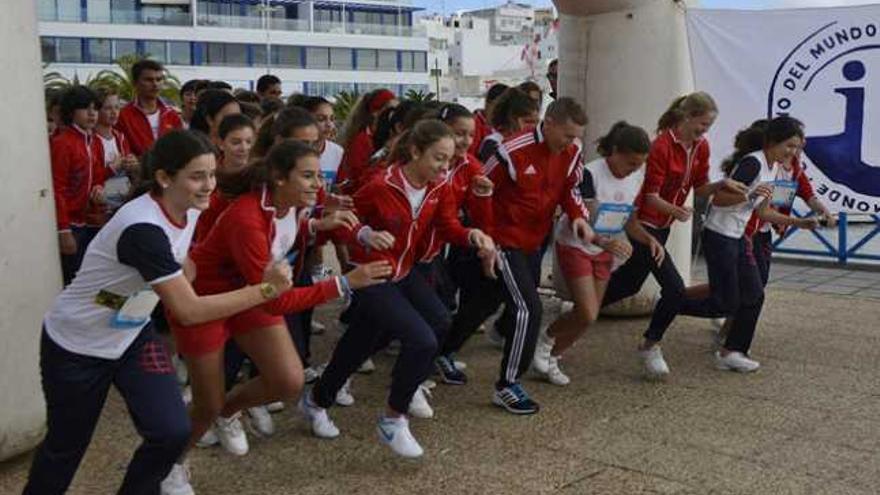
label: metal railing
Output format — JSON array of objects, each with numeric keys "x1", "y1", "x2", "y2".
[
  {"x1": 39, "y1": 8, "x2": 192, "y2": 26},
  {"x1": 773, "y1": 211, "x2": 880, "y2": 265}
]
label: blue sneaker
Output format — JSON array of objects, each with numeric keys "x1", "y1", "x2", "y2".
[
  {"x1": 435, "y1": 355, "x2": 467, "y2": 385},
  {"x1": 492, "y1": 383, "x2": 539, "y2": 415}
]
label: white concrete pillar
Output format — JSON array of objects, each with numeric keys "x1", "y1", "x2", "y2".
[
  {"x1": 0, "y1": 2, "x2": 58, "y2": 460},
  {"x1": 554, "y1": 0, "x2": 695, "y2": 315}
]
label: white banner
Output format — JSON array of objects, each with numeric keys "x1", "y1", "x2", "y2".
[{"x1": 687, "y1": 5, "x2": 880, "y2": 214}]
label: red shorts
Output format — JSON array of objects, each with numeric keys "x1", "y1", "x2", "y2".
[
  {"x1": 170, "y1": 307, "x2": 283, "y2": 357},
  {"x1": 555, "y1": 243, "x2": 614, "y2": 282}
]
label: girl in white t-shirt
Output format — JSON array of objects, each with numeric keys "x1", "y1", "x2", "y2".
[
  {"x1": 534, "y1": 122, "x2": 664, "y2": 386},
  {"x1": 94, "y1": 88, "x2": 139, "y2": 212},
  {"x1": 23, "y1": 130, "x2": 293, "y2": 495}
]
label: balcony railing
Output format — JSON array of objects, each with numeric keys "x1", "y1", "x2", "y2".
[
  {"x1": 196, "y1": 13, "x2": 310, "y2": 32},
  {"x1": 39, "y1": 8, "x2": 192, "y2": 26}
]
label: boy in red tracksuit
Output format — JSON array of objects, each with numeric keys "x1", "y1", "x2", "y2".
[
  {"x1": 116, "y1": 59, "x2": 183, "y2": 157},
  {"x1": 441, "y1": 98, "x2": 592, "y2": 415},
  {"x1": 51, "y1": 86, "x2": 107, "y2": 285}
]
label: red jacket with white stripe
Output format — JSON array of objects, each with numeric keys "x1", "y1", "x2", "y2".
[
  {"x1": 338, "y1": 165, "x2": 475, "y2": 282},
  {"x1": 483, "y1": 124, "x2": 589, "y2": 252},
  {"x1": 189, "y1": 189, "x2": 341, "y2": 315},
  {"x1": 745, "y1": 155, "x2": 816, "y2": 237},
  {"x1": 50, "y1": 126, "x2": 107, "y2": 231},
  {"x1": 115, "y1": 98, "x2": 183, "y2": 157},
  {"x1": 337, "y1": 129, "x2": 374, "y2": 194},
  {"x1": 418, "y1": 153, "x2": 493, "y2": 262},
  {"x1": 637, "y1": 129, "x2": 711, "y2": 229},
  {"x1": 468, "y1": 110, "x2": 492, "y2": 156}
]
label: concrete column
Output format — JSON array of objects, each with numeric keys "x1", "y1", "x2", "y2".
[
  {"x1": 0, "y1": 2, "x2": 58, "y2": 460},
  {"x1": 555, "y1": 0, "x2": 695, "y2": 315}
]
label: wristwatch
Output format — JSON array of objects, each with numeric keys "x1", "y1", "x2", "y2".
[{"x1": 259, "y1": 282, "x2": 279, "y2": 300}]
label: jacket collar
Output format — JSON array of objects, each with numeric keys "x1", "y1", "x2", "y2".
[{"x1": 384, "y1": 164, "x2": 444, "y2": 197}]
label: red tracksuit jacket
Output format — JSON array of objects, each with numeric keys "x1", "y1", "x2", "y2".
[
  {"x1": 468, "y1": 110, "x2": 492, "y2": 157},
  {"x1": 50, "y1": 126, "x2": 107, "y2": 231},
  {"x1": 115, "y1": 98, "x2": 183, "y2": 157},
  {"x1": 637, "y1": 129, "x2": 711, "y2": 229},
  {"x1": 418, "y1": 153, "x2": 493, "y2": 262},
  {"x1": 338, "y1": 165, "x2": 474, "y2": 282},
  {"x1": 189, "y1": 189, "x2": 340, "y2": 315},
  {"x1": 337, "y1": 129, "x2": 374, "y2": 194},
  {"x1": 483, "y1": 124, "x2": 589, "y2": 252}
]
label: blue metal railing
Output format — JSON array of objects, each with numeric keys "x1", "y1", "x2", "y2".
[{"x1": 773, "y1": 211, "x2": 880, "y2": 264}]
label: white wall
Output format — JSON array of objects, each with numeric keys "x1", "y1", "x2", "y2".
[
  {"x1": 0, "y1": 1, "x2": 57, "y2": 461},
  {"x1": 556, "y1": 0, "x2": 695, "y2": 314}
]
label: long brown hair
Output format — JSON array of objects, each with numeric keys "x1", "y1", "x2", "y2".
[{"x1": 656, "y1": 91, "x2": 718, "y2": 133}]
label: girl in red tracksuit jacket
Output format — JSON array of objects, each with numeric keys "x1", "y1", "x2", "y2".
[
  {"x1": 51, "y1": 86, "x2": 107, "y2": 285},
  {"x1": 475, "y1": 87, "x2": 540, "y2": 164},
  {"x1": 302, "y1": 120, "x2": 495, "y2": 459},
  {"x1": 416, "y1": 104, "x2": 493, "y2": 312},
  {"x1": 171, "y1": 141, "x2": 391, "y2": 459},
  {"x1": 336, "y1": 88, "x2": 397, "y2": 194}
]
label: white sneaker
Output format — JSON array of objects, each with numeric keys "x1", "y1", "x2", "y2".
[
  {"x1": 711, "y1": 318, "x2": 727, "y2": 330},
  {"x1": 408, "y1": 384, "x2": 434, "y2": 419},
  {"x1": 357, "y1": 357, "x2": 376, "y2": 374},
  {"x1": 715, "y1": 351, "x2": 760, "y2": 373},
  {"x1": 422, "y1": 379, "x2": 437, "y2": 390},
  {"x1": 453, "y1": 359, "x2": 467, "y2": 370},
  {"x1": 247, "y1": 405, "x2": 275, "y2": 437},
  {"x1": 639, "y1": 345, "x2": 671, "y2": 378},
  {"x1": 195, "y1": 427, "x2": 219, "y2": 448},
  {"x1": 304, "y1": 366, "x2": 322, "y2": 384},
  {"x1": 532, "y1": 332, "x2": 554, "y2": 375},
  {"x1": 214, "y1": 413, "x2": 249, "y2": 456},
  {"x1": 172, "y1": 355, "x2": 188, "y2": 386},
  {"x1": 266, "y1": 401, "x2": 285, "y2": 413},
  {"x1": 335, "y1": 378, "x2": 355, "y2": 407},
  {"x1": 181, "y1": 386, "x2": 192, "y2": 405},
  {"x1": 160, "y1": 463, "x2": 194, "y2": 495},
  {"x1": 545, "y1": 356, "x2": 570, "y2": 386},
  {"x1": 298, "y1": 391, "x2": 340, "y2": 439},
  {"x1": 377, "y1": 416, "x2": 423, "y2": 458}
]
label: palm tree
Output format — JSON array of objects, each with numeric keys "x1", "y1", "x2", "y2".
[
  {"x1": 404, "y1": 89, "x2": 436, "y2": 103},
  {"x1": 43, "y1": 56, "x2": 182, "y2": 105},
  {"x1": 332, "y1": 90, "x2": 360, "y2": 124}
]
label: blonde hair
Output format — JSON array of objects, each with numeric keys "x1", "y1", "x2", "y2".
[{"x1": 656, "y1": 91, "x2": 718, "y2": 132}]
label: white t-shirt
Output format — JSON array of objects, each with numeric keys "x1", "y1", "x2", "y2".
[
  {"x1": 44, "y1": 194, "x2": 199, "y2": 359},
  {"x1": 704, "y1": 150, "x2": 777, "y2": 239},
  {"x1": 100, "y1": 134, "x2": 119, "y2": 167},
  {"x1": 555, "y1": 157, "x2": 644, "y2": 256},
  {"x1": 146, "y1": 111, "x2": 161, "y2": 139},
  {"x1": 403, "y1": 176, "x2": 427, "y2": 217}
]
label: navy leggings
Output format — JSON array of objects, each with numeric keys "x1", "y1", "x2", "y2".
[
  {"x1": 24, "y1": 326, "x2": 190, "y2": 495},
  {"x1": 647, "y1": 229, "x2": 765, "y2": 353},
  {"x1": 312, "y1": 269, "x2": 451, "y2": 414}
]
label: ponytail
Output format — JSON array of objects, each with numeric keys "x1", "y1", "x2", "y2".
[
  {"x1": 721, "y1": 116, "x2": 804, "y2": 176},
  {"x1": 656, "y1": 91, "x2": 718, "y2": 133}
]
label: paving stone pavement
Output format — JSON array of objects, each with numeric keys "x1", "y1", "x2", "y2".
[{"x1": 1, "y1": 276, "x2": 878, "y2": 494}]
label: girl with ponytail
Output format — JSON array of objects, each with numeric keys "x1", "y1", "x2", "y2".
[{"x1": 601, "y1": 92, "x2": 751, "y2": 379}]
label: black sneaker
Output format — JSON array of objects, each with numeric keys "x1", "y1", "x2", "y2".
[
  {"x1": 435, "y1": 355, "x2": 468, "y2": 385},
  {"x1": 492, "y1": 383, "x2": 539, "y2": 415}
]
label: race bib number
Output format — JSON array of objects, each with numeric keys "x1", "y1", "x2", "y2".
[
  {"x1": 771, "y1": 179, "x2": 798, "y2": 208},
  {"x1": 592, "y1": 203, "x2": 634, "y2": 235},
  {"x1": 111, "y1": 289, "x2": 160, "y2": 329}
]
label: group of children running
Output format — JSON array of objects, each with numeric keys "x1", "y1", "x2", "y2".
[{"x1": 28, "y1": 59, "x2": 835, "y2": 494}]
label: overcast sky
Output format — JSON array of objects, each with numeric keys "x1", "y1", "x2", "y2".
[{"x1": 411, "y1": 0, "x2": 879, "y2": 15}]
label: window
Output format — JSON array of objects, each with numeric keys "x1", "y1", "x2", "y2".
[
  {"x1": 414, "y1": 52, "x2": 427, "y2": 72},
  {"x1": 306, "y1": 47, "x2": 330, "y2": 70},
  {"x1": 330, "y1": 47, "x2": 352, "y2": 70},
  {"x1": 143, "y1": 41, "x2": 166, "y2": 63},
  {"x1": 377, "y1": 50, "x2": 397, "y2": 71},
  {"x1": 114, "y1": 39, "x2": 137, "y2": 59},
  {"x1": 356, "y1": 49, "x2": 377, "y2": 70},
  {"x1": 226, "y1": 44, "x2": 248, "y2": 66},
  {"x1": 57, "y1": 38, "x2": 82, "y2": 63},
  {"x1": 41, "y1": 37, "x2": 57, "y2": 63},
  {"x1": 38, "y1": 0, "x2": 57, "y2": 21},
  {"x1": 381, "y1": 12, "x2": 398, "y2": 26},
  {"x1": 401, "y1": 51, "x2": 414, "y2": 72},
  {"x1": 253, "y1": 44, "x2": 269, "y2": 68},
  {"x1": 168, "y1": 41, "x2": 191, "y2": 65},
  {"x1": 110, "y1": 0, "x2": 137, "y2": 23},
  {"x1": 88, "y1": 38, "x2": 112, "y2": 63},
  {"x1": 206, "y1": 43, "x2": 224, "y2": 65},
  {"x1": 86, "y1": 0, "x2": 111, "y2": 22},
  {"x1": 57, "y1": 0, "x2": 80, "y2": 21},
  {"x1": 273, "y1": 45, "x2": 303, "y2": 68}
]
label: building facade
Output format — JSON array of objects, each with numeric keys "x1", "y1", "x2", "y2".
[{"x1": 37, "y1": 0, "x2": 430, "y2": 97}]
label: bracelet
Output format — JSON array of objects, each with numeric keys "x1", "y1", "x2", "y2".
[{"x1": 259, "y1": 282, "x2": 279, "y2": 300}]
